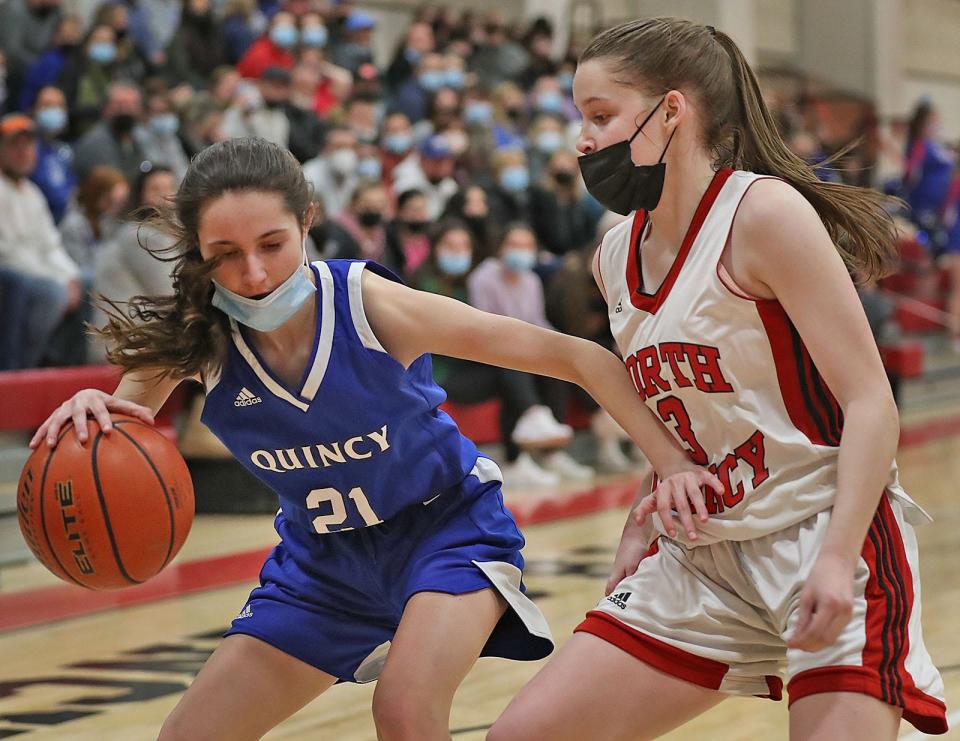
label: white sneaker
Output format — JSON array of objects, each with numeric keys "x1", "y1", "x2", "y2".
[
  {"x1": 596, "y1": 438, "x2": 634, "y2": 472},
  {"x1": 511, "y1": 405, "x2": 573, "y2": 449},
  {"x1": 542, "y1": 450, "x2": 595, "y2": 482},
  {"x1": 502, "y1": 452, "x2": 560, "y2": 489}
]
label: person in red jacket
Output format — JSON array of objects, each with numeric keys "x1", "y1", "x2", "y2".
[{"x1": 236, "y1": 10, "x2": 297, "y2": 80}]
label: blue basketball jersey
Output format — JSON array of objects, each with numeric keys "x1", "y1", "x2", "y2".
[{"x1": 201, "y1": 259, "x2": 479, "y2": 535}]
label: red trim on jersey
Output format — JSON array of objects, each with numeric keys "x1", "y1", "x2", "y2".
[
  {"x1": 576, "y1": 611, "x2": 729, "y2": 690},
  {"x1": 755, "y1": 300, "x2": 843, "y2": 446},
  {"x1": 788, "y1": 496, "x2": 947, "y2": 735},
  {"x1": 625, "y1": 168, "x2": 734, "y2": 314}
]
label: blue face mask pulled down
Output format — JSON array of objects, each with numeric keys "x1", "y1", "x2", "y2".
[{"x1": 212, "y1": 261, "x2": 314, "y2": 332}]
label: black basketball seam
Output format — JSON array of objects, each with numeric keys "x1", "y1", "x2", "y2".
[
  {"x1": 113, "y1": 423, "x2": 177, "y2": 569},
  {"x1": 38, "y1": 425, "x2": 86, "y2": 587},
  {"x1": 91, "y1": 430, "x2": 141, "y2": 585}
]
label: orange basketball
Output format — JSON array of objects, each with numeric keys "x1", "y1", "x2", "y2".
[{"x1": 17, "y1": 414, "x2": 194, "y2": 590}]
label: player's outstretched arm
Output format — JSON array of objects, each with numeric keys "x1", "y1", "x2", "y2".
[
  {"x1": 29, "y1": 369, "x2": 184, "y2": 448},
  {"x1": 362, "y1": 270, "x2": 722, "y2": 539}
]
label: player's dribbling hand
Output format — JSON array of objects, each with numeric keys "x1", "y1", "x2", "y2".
[
  {"x1": 786, "y1": 553, "x2": 855, "y2": 652},
  {"x1": 29, "y1": 389, "x2": 155, "y2": 449},
  {"x1": 632, "y1": 469, "x2": 723, "y2": 541}
]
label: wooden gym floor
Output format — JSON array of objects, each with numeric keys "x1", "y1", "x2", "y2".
[{"x1": 0, "y1": 435, "x2": 958, "y2": 740}]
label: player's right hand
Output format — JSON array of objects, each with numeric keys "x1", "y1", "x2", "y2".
[
  {"x1": 633, "y1": 468, "x2": 720, "y2": 540},
  {"x1": 29, "y1": 389, "x2": 155, "y2": 449}
]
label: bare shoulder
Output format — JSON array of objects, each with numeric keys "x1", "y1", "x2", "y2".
[{"x1": 734, "y1": 177, "x2": 828, "y2": 250}]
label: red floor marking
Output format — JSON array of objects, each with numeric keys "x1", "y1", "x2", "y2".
[
  {"x1": 0, "y1": 475, "x2": 645, "y2": 633},
  {"x1": 899, "y1": 414, "x2": 960, "y2": 448}
]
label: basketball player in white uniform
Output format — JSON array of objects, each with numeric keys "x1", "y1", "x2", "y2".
[{"x1": 490, "y1": 18, "x2": 947, "y2": 740}]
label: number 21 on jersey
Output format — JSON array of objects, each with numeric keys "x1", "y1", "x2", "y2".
[{"x1": 306, "y1": 486, "x2": 383, "y2": 534}]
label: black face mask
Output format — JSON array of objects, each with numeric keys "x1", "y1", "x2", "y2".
[
  {"x1": 110, "y1": 113, "x2": 137, "y2": 135},
  {"x1": 403, "y1": 219, "x2": 428, "y2": 233},
  {"x1": 552, "y1": 170, "x2": 575, "y2": 186},
  {"x1": 578, "y1": 97, "x2": 675, "y2": 216},
  {"x1": 358, "y1": 210, "x2": 382, "y2": 228}
]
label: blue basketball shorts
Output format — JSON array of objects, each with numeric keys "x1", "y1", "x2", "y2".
[{"x1": 224, "y1": 457, "x2": 554, "y2": 682}]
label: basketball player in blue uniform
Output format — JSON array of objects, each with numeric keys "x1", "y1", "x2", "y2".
[{"x1": 31, "y1": 137, "x2": 720, "y2": 740}]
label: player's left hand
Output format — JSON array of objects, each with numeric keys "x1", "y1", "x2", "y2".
[{"x1": 787, "y1": 553, "x2": 856, "y2": 652}]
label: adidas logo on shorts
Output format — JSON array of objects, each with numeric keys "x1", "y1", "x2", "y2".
[
  {"x1": 235, "y1": 604, "x2": 254, "y2": 620},
  {"x1": 234, "y1": 387, "x2": 263, "y2": 407},
  {"x1": 606, "y1": 591, "x2": 631, "y2": 609}
]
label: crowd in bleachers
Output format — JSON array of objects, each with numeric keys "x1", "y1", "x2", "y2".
[{"x1": 0, "y1": 0, "x2": 945, "y2": 484}]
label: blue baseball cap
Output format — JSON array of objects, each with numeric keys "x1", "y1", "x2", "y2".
[{"x1": 344, "y1": 11, "x2": 376, "y2": 32}]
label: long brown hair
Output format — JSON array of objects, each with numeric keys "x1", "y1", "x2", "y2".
[
  {"x1": 77, "y1": 165, "x2": 126, "y2": 239},
  {"x1": 95, "y1": 137, "x2": 315, "y2": 381},
  {"x1": 580, "y1": 17, "x2": 897, "y2": 278}
]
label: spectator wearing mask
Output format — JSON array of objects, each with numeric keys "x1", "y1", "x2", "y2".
[
  {"x1": 526, "y1": 113, "x2": 567, "y2": 184},
  {"x1": 88, "y1": 2, "x2": 148, "y2": 83},
  {"x1": 518, "y1": 22, "x2": 557, "y2": 90},
  {"x1": 18, "y1": 14, "x2": 81, "y2": 111},
  {"x1": 62, "y1": 24, "x2": 120, "y2": 131},
  {"x1": 302, "y1": 125, "x2": 359, "y2": 218},
  {"x1": 467, "y1": 223, "x2": 593, "y2": 486},
  {"x1": 0, "y1": 113, "x2": 81, "y2": 369},
  {"x1": 326, "y1": 180, "x2": 391, "y2": 261},
  {"x1": 468, "y1": 12, "x2": 528, "y2": 90},
  {"x1": 442, "y1": 183, "x2": 498, "y2": 259},
  {"x1": 222, "y1": 65, "x2": 291, "y2": 148},
  {"x1": 489, "y1": 81, "x2": 527, "y2": 149},
  {"x1": 134, "y1": 88, "x2": 188, "y2": 180},
  {"x1": 89, "y1": 164, "x2": 177, "y2": 361},
  {"x1": 73, "y1": 81, "x2": 150, "y2": 183},
  {"x1": 384, "y1": 188, "x2": 431, "y2": 277},
  {"x1": 379, "y1": 111, "x2": 416, "y2": 180},
  {"x1": 485, "y1": 147, "x2": 532, "y2": 226},
  {"x1": 385, "y1": 21, "x2": 434, "y2": 92},
  {"x1": 392, "y1": 133, "x2": 459, "y2": 220},
  {"x1": 529, "y1": 149, "x2": 601, "y2": 257},
  {"x1": 0, "y1": 0, "x2": 62, "y2": 104},
  {"x1": 59, "y1": 165, "x2": 128, "y2": 284},
  {"x1": 220, "y1": 0, "x2": 258, "y2": 65},
  {"x1": 391, "y1": 52, "x2": 448, "y2": 124},
  {"x1": 236, "y1": 11, "x2": 297, "y2": 80},
  {"x1": 29, "y1": 85, "x2": 75, "y2": 223},
  {"x1": 165, "y1": 0, "x2": 226, "y2": 91},
  {"x1": 329, "y1": 10, "x2": 376, "y2": 75}
]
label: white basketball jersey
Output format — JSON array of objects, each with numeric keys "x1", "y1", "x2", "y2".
[{"x1": 599, "y1": 169, "x2": 927, "y2": 544}]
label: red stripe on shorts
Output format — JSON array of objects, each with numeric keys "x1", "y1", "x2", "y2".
[
  {"x1": 576, "y1": 611, "x2": 728, "y2": 690},
  {"x1": 788, "y1": 497, "x2": 947, "y2": 735}
]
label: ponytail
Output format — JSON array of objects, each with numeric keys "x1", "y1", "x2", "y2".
[{"x1": 713, "y1": 30, "x2": 897, "y2": 278}]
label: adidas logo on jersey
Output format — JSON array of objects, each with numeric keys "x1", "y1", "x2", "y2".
[
  {"x1": 234, "y1": 387, "x2": 263, "y2": 407},
  {"x1": 235, "y1": 604, "x2": 254, "y2": 620},
  {"x1": 606, "y1": 591, "x2": 631, "y2": 609}
]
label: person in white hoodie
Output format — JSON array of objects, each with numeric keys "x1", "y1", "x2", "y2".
[{"x1": 0, "y1": 113, "x2": 81, "y2": 369}]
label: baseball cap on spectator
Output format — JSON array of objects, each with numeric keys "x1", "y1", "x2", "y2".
[
  {"x1": 420, "y1": 134, "x2": 452, "y2": 160},
  {"x1": 344, "y1": 11, "x2": 376, "y2": 32},
  {"x1": 0, "y1": 113, "x2": 37, "y2": 140},
  {"x1": 261, "y1": 65, "x2": 292, "y2": 84}
]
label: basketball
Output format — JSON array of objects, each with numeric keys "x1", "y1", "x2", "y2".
[{"x1": 16, "y1": 414, "x2": 194, "y2": 590}]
